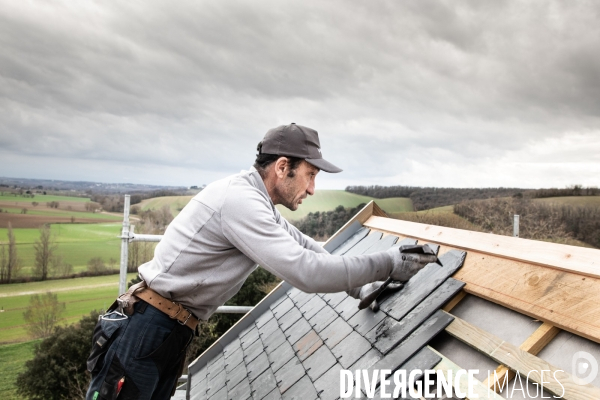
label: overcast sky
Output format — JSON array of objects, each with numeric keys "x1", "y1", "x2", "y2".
[{"x1": 1, "y1": 1, "x2": 599, "y2": 189}]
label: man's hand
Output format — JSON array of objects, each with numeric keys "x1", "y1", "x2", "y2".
[
  {"x1": 387, "y1": 244, "x2": 439, "y2": 282},
  {"x1": 356, "y1": 280, "x2": 404, "y2": 311}
]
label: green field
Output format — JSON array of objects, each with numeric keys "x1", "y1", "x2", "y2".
[
  {"x1": 0, "y1": 223, "x2": 122, "y2": 276},
  {"x1": 0, "y1": 340, "x2": 40, "y2": 399},
  {"x1": 0, "y1": 273, "x2": 137, "y2": 343},
  {"x1": 140, "y1": 191, "x2": 414, "y2": 221},
  {"x1": 0, "y1": 193, "x2": 90, "y2": 203},
  {"x1": 534, "y1": 196, "x2": 600, "y2": 207}
]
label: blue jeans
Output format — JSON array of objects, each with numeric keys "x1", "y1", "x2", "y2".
[{"x1": 86, "y1": 301, "x2": 194, "y2": 400}]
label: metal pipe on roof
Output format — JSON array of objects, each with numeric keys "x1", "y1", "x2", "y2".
[{"x1": 215, "y1": 306, "x2": 253, "y2": 314}]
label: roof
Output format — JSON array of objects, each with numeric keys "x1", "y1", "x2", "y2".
[{"x1": 185, "y1": 201, "x2": 600, "y2": 400}]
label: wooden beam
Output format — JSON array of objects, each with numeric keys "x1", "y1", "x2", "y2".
[
  {"x1": 483, "y1": 322, "x2": 561, "y2": 392},
  {"x1": 445, "y1": 314, "x2": 600, "y2": 400},
  {"x1": 430, "y1": 347, "x2": 505, "y2": 399},
  {"x1": 364, "y1": 215, "x2": 600, "y2": 279},
  {"x1": 442, "y1": 290, "x2": 467, "y2": 312}
]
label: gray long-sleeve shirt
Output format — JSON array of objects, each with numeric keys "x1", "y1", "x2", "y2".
[{"x1": 139, "y1": 168, "x2": 393, "y2": 320}]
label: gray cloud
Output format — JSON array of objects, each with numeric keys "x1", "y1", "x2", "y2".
[{"x1": 1, "y1": 0, "x2": 600, "y2": 188}]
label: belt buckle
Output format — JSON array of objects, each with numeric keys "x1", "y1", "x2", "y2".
[{"x1": 178, "y1": 311, "x2": 192, "y2": 326}]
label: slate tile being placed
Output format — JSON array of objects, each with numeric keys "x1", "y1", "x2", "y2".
[
  {"x1": 314, "y1": 363, "x2": 345, "y2": 400},
  {"x1": 272, "y1": 298, "x2": 294, "y2": 318},
  {"x1": 282, "y1": 375, "x2": 318, "y2": 400},
  {"x1": 250, "y1": 368, "x2": 278, "y2": 400},
  {"x1": 345, "y1": 231, "x2": 383, "y2": 256},
  {"x1": 279, "y1": 306, "x2": 302, "y2": 332},
  {"x1": 274, "y1": 356, "x2": 306, "y2": 394},
  {"x1": 322, "y1": 291, "x2": 348, "y2": 308},
  {"x1": 303, "y1": 344, "x2": 337, "y2": 381},
  {"x1": 247, "y1": 352, "x2": 270, "y2": 383},
  {"x1": 308, "y1": 304, "x2": 338, "y2": 332},
  {"x1": 331, "y1": 331, "x2": 372, "y2": 368},
  {"x1": 267, "y1": 341, "x2": 296, "y2": 373},
  {"x1": 319, "y1": 316, "x2": 353, "y2": 349},
  {"x1": 366, "y1": 278, "x2": 465, "y2": 354},
  {"x1": 330, "y1": 226, "x2": 370, "y2": 255},
  {"x1": 226, "y1": 361, "x2": 248, "y2": 391},
  {"x1": 368, "y1": 310, "x2": 454, "y2": 385},
  {"x1": 334, "y1": 296, "x2": 361, "y2": 321},
  {"x1": 255, "y1": 309, "x2": 274, "y2": 329},
  {"x1": 293, "y1": 329, "x2": 323, "y2": 361},
  {"x1": 243, "y1": 336, "x2": 265, "y2": 364},
  {"x1": 348, "y1": 307, "x2": 387, "y2": 336},
  {"x1": 349, "y1": 348, "x2": 383, "y2": 372},
  {"x1": 241, "y1": 327, "x2": 260, "y2": 350},
  {"x1": 225, "y1": 347, "x2": 244, "y2": 373},
  {"x1": 381, "y1": 250, "x2": 467, "y2": 321},
  {"x1": 299, "y1": 295, "x2": 326, "y2": 320},
  {"x1": 364, "y1": 234, "x2": 398, "y2": 253},
  {"x1": 228, "y1": 378, "x2": 252, "y2": 400},
  {"x1": 285, "y1": 317, "x2": 312, "y2": 345}
]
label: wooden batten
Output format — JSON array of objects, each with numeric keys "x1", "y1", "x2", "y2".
[{"x1": 363, "y1": 215, "x2": 600, "y2": 344}]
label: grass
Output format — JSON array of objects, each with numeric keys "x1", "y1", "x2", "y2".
[
  {"x1": 0, "y1": 193, "x2": 89, "y2": 203},
  {"x1": 0, "y1": 206, "x2": 119, "y2": 220},
  {"x1": 0, "y1": 340, "x2": 40, "y2": 399},
  {"x1": 0, "y1": 223, "x2": 122, "y2": 277},
  {"x1": 534, "y1": 196, "x2": 600, "y2": 207},
  {"x1": 139, "y1": 195, "x2": 193, "y2": 216},
  {"x1": 0, "y1": 273, "x2": 137, "y2": 344}
]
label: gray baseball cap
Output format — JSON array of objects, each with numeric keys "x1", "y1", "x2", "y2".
[{"x1": 258, "y1": 123, "x2": 342, "y2": 173}]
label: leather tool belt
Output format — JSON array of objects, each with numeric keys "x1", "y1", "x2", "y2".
[{"x1": 116, "y1": 280, "x2": 200, "y2": 332}]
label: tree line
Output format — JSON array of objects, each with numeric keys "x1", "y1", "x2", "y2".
[
  {"x1": 291, "y1": 203, "x2": 368, "y2": 240},
  {"x1": 345, "y1": 185, "x2": 529, "y2": 210}
]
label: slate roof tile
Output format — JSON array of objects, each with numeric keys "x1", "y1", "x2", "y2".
[
  {"x1": 303, "y1": 344, "x2": 337, "y2": 381},
  {"x1": 258, "y1": 316, "x2": 280, "y2": 338},
  {"x1": 267, "y1": 341, "x2": 295, "y2": 373},
  {"x1": 289, "y1": 290, "x2": 313, "y2": 308},
  {"x1": 227, "y1": 378, "x2": 251, "y2": 400},
  {"x1": 271, "y1": 297, "x2": 294, "y2": 317},
  {"x1": 255, "y1": 309, "x2": 275, "y2": 329},
  {"x1": 211, "y1": 385, "x2": 227, "y2": 400},
  {"x1": 348, "y1": 306, "x2": 387, "y2": 336},
  {"x1": 331, "y1": 330, "x2": 372, "y2": 368},
  {"x1": 247, "y1": 352, "x2": 270, "y2": 383},
  {"x1": 285, "y1": 317, "x2": 312, "y2": 345},
  {"x1": 240, "y1": 327, "x2": 260, "y2": 350},
  {"x1": 314, "y1": 363, "x2": 345, "y2": 400},
  {"x1": 299, "y1": 295, "x2": 327, "y2": 320},
  {"x1": 250, "y1": 368, "x2": 278, "y2": 400},
  {"x1": 274, "y1": 356, "x2": 305, "y2": 394},
  {"x1": 223, "y1": 338, "x2": 241, "y2": 358},
  {"x1": 243, "y1": 337, "x2": 265, "y2": 364},
  {"x1": 308, "y1": 304, "x2": 338, "y2": 332},
  {"x1": 281, "y1": 375, "x2": 318, "y2": 400},
  {"x1": 262, "y1": 327, "x2": 287, "y2": 354},
  {"x1": 293, "y1": 329, "x2": 323, "y2": 361},
  {"x1": 320, "y1": 316, "x2": 353, "y2": 349},
  {"x1": 226, "y1": 361, "x2": 247, "y2": 391},
  {"x1": 261, "y1": 388, "x2": 283, "y2": 400},
  {"x1": 224, "y1": 348, "x2": 244, "y2": 373},
  {"x1": 322, "y1": 291, "x2": 348, "y2": 308},
  {"x1": 330, "y1": 226, "x2": 370, "y2": 255},
  {"x1": 278, "y1": 306, "x2": 302, "y2": 332},
  {"x1": 334, "y1": 296, "x2": 361, "y2": 321}
]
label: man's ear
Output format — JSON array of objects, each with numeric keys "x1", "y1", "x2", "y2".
[{"x1": 274, "y1": 157, "x2": 288, "y2": 179}]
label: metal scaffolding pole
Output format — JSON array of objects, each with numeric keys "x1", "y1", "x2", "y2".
[{"x1": 118, "y1": 195, "x2": 130, "y2": 295}]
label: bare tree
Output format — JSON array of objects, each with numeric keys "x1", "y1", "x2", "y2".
[
  {"x1": 0, "y1": 222, "x2": 22, "y2": 283},
  {"x1": 34, "y1": 224, "x2": 58, "y2": 281},
  {"x1": 23, "y1": 292, "x2": 66, "y2": 338}
]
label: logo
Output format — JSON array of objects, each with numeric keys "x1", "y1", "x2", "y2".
[{"x1": 572, "y1": 351, "x2": 598, "y2": 386}]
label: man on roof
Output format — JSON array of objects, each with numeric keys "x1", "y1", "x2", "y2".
[{"x1": 85, "y1": 123, "x2": 437, "y2": 400}]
